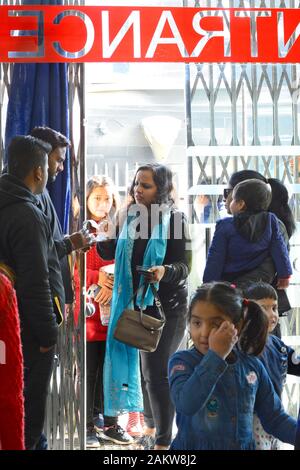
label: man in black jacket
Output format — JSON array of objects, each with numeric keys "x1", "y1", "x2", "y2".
[
  {"x1": 30, "y1": 126, "x2": 92, "y2": 305},
  {"x1": 0, "y1": 136, "x2": 63, "y2": 450}
]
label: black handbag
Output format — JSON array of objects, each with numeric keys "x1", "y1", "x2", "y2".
[{"x1": 113, "y1": 284, "x2": 166, "y2": 352}]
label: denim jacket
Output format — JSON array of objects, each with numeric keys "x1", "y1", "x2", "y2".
[
  {"x1": 260, "y1": 335, "x2": 300, "y2": 397},
  {"x1": 168, "y1": 347, "x2": 296, "y2": 450}
]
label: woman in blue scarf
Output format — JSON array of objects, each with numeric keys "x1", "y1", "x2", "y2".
[{"x1": 97, "y1": 163, "x2": 191, "y2": 450}]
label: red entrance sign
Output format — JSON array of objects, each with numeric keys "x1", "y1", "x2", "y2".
[{"x1": 0, "y1": 6, "x2": 300, "y2": 63}]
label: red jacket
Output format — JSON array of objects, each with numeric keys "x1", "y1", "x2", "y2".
[
  {"x1": 0, "y1": 271, "x2": 25, "y2": 450},
  {"x1": 74, "y1": 245, "x2": 114, "y2": 341}
]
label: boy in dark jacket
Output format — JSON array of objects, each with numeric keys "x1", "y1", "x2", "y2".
[
  {"x1": 0, "y1": 136, "x2": 62, "y2": 449},
  {"x1": 203, "y1": 179, "x2": 292, "y2": 288}
]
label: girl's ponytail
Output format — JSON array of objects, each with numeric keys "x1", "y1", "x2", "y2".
[{"x1": 239, "y1": 300, "x2": 269, "y2": 356}]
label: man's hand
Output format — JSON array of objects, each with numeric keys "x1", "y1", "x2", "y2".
[
  {"x1": 208, "y1": 321, "x2": 238, "y2": 360},
  {"x1": 68, "y1": 229, "x2": 95, "y2": 251}
]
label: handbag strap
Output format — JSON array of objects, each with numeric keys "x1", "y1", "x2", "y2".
[
  {"x1": 125, "y1": 282, "x2": 166, "y2": 323},
  {"x1": 146, "y1": 284, "x2": 166, "y2": 323}
]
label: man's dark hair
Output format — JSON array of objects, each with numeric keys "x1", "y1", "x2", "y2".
[
  {"x1": 30, "y1": 126, "x2": 70, "y2": 152},
  {"x1": 233, "y1": 178, "x2": 272, "y2": 212},
  {"x1": 7, "y1": 135, "x2": 51, "y2": 180}
]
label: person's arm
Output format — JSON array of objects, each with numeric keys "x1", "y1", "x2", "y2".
[
  {"x1": 39, "y1": 191, "x2": 90, "y2": 258},
  {"x1": 203, "y1": 220, "x2": 228, "y2": 283},
  {"x1": 160, "y1": 211, "x2": 192, "y2": 284},
  {"x1": 86, "y1": 250, "x2": 114, "y2": 305},
  {"x1": 286, "y1": 345, "x2": 300, "y2": 377},
  {"x1": 10, "y1": 211, "x2": 58, "y2": 348},
  {"x1": 255, "y1": 361, "x2": 297, "y2": 444},
  {"x1": 54, "y1": 231, "x2": 94, "y2": 259},
  {"x1": 270, "y1": 215, "x2": 293, "y2": 281},
  {"x1": 97, "y1": 238, "x2": 117, "y2": 261},
  {"x1": 86, "y1": 248, "x2": 103, "y2": 287},
  {"x1": 168, "y1": 349, "x2": 228, "y2": 416}
]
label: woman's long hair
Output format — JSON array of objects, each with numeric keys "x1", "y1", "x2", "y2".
[{"x1": 229, "y1": 170, "x2": 296, "y2": 238}]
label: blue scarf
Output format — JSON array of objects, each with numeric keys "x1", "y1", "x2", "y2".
[{"x1": 104, "y1": 208, "x2": 171, "y2": 416}]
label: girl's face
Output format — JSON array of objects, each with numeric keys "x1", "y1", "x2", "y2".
[
  {"x1": 223, "y1": 186, "x2": 233, "y2": 214},
  {"x1": 87, "y1": 186, "x2": 113, "y2": 221},
  {"x1": 133, "y1": 170, "x2": 158, "y2": 207},
  {"x1": 190, "y1": 301, "x2": 232, "y2": 355},
  {"x1": 229, "y1": 192, "x2": 246, "y2": 215},
  {"x1": 255, "y1": 297, "x2": 279, "y2": 333}
]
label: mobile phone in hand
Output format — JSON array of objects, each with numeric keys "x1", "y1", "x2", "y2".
[{"x1": 136, "y1": 266, "x2": 153, "y2": 276}]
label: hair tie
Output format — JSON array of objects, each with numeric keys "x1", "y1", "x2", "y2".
[
  {"x1": 243, "y1": 298, "x2": 249, "y2": 306},
  {"x1": 230, "y1": 284, "x2": 236, "y2": 289}
]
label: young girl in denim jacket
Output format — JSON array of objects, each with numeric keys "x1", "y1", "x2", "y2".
[
  {"x1": 244, "y1": 282, "x2": 300, "y2": 450},
  {"x1": 168, "y1": 282, "x2": 297, "y2": 450}
]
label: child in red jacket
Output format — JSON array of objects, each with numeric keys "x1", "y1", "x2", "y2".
[
  {"x1": 74, "y1": 176, "x2": 135, "y2": 447},
  {"x1": 0, "y1": 267, "x2": 24, "y2": 450}
]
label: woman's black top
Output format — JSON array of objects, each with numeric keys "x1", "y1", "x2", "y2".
[{"x1": 97, "y1": 209, "x2": 192, "y2": 311}]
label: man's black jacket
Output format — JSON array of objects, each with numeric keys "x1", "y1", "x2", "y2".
[
  {"x1": 0, "y1": 174, "x2": 64, "y2": 347},
  {"x1": 38, "y1": 189, "x2": 73, "y2": 303}
]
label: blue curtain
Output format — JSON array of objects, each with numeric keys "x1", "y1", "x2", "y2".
[{"x1": 5, "y1": 0, "x2": 70, "y2": 233}]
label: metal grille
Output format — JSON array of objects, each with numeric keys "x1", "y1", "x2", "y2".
[
  {"x1": 45, "y1": 60, "x2": 86, "y2": 450},
  {"x1": 188, "y1": 0, "x2": 300, "y2": 421}
]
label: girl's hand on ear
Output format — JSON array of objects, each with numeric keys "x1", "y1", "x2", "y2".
[{"x1": 209, "y1": 321, "x2": 238, "y2": 360}]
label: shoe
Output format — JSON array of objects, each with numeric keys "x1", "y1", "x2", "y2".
[
  {"x1": 126, "y1": 424, "x2": 143, "y2": 437},
  {"x1": 86, "y1": 429, "x2": 101, "y2": 448},
  {"x1": 137, "y1": 434, "x2": 155, "y2": 450},
  {"x1": 126, "y1": 412, "x2": 143, "y2": 437},
  {"x1": 35, "y1": 432, "x2": 48, "y2": 450},
  {"x1": 93, "y1": 414, "x2": 104, "y2": 432},
  {"x1": 101, "y1": 425, "x2": 134, "y2": 445}
]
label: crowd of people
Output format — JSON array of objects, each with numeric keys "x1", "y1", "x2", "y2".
[{"x1": 0, "y1": 128, "x2": 299, "y2": 451}]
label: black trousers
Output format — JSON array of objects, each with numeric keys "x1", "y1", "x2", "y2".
[
  {"x1": 86, "y1": 341, "x2": 117, "y2": 429},
  {"x1": 140, "y1": 306, "x2": 187, "y2": 447},
  {"x1": 23, "y1": 341, "x2": 55, "y2": 450}
]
